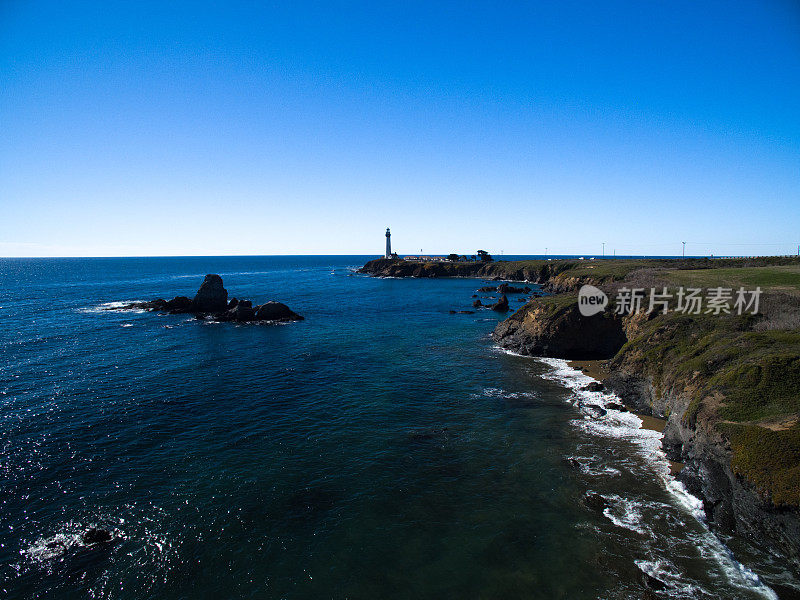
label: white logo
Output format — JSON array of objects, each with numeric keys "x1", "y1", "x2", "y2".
[{"x1": 578, "y1": 285, "x2": 608, "y2": 317}]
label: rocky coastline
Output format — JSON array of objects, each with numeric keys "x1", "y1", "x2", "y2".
[
  {"x1": 494, "y1": 298, "x2": 800, "y2": 572},
  {"x1": 361, "y1": 256, "x2": 800, "y2": 579},
  {"x1": 113, "y1": 274, "x2": 304, "y2": 323},
  {"x1": 489, "y1": 266, "x2": 800, "y2": 577}
]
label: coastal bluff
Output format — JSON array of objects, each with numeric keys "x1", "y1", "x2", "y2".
[
  {"x1": 492, "y1": 295, "x2": 627, "y2": 359},
  {"x1": 114, "y1": 274, "x2": 304, "y2": 323},
  {"x1": 488, "y1": 258, "x2": 800, "y2": 571}
]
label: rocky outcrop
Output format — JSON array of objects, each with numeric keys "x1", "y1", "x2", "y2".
[
  {"x1": 492, "y1": 297, "x2": 627, "y2": 359},
  {"x1": 581, "y1": 381, "x2": 604, "y2": 392},
  {"x1": 254, "y1": 301, "x2": 302, "y2": 321},
  {"x1": 497, "y1": 283, "x2": 527, "y2": 294},
  {"x1": 220, "y1": 300, "x2": 256, "y2": 322},
  {"x1": 490, "y1": 294, "x2": 509, "y2": 312},
  {"x1": 114, "y1": 275, "x2": 303, "y2": 323},
  {"x1": 191, "y1": 274, "x2": 228, "y2": 312}
]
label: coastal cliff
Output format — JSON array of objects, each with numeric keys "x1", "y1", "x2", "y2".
[
  {"x1": 359, "y1": 256, "x2": 799, "y2": 287},
  {"x1": 358, "y1": 258, "x2": 543, "y2": 280},
  {"x1": 488, "y1": 261, "x2": 800, "y2": 571},
  {"x1": 358, "y1": 255, "x2": 800, "y2": 567},
  {"x1": 492, "y1": 294, "x2": 627, "y2": 359}
]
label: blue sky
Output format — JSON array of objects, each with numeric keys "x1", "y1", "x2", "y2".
[{"x1": 1, "y1": 0, "x2": 798, "y2": 257}]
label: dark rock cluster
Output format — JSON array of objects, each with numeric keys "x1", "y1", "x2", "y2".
[
  {"x1": 478, "y1": 283, "x2": 531, "y2": 294},
  {"x1": 114, "y1": 274, "x2": 304, "y2": 323},
  {"x1": 490, "y1": 294, "x2": 509, "y2": 312}
]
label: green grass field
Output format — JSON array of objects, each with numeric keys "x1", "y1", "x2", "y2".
[
  {"x1": 599, "y1": 261, "x2": 800, "y2": 505},
  {"x1": 664, "y1": 265, "x2": 800, "y2": 292}
]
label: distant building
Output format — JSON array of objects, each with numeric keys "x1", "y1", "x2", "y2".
[{"x1": 385, "y1": 228, "x2": 392, "y2": 258}]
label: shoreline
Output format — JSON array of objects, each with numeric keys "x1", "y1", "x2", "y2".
[
  {"x1": 542, "y1": 357, "x2": 777, "y2": 599},
  {"x1": 567, "y1": 359, "x2": 685, "y2": 476}
]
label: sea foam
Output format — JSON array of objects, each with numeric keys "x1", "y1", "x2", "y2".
[{"x1": 534, "y1": 356, "x2": 778, "y2": 600}]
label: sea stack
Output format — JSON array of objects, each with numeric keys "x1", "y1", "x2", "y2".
[
  {"x1": 113, "y1": 275, "x2": 303, "y2": 323},
  {"x1": 191, "y1": 274, "x2": 228, "y2": 312}
]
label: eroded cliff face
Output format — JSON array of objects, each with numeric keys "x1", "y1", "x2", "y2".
[
  {"x1": 493, "y1": 296, "x2": 800, "y2": 570},
  {"x1": 605, "y1": 367, "x2": 800, "y2": 568},
  {"x1": 492, "y1": 298, "x2": 627, "y2": 359}
]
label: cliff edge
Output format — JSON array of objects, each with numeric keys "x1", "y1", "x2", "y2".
[{"x1": 490, "y1": 259, "x2": 800, "y2": 570}]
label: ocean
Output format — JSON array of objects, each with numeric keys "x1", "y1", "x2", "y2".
[{"x1": 0, "y1": 256, "x2": 793, "y2": 599}]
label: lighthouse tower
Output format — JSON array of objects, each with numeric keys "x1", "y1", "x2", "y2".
[{"x1": 385, "y1": 228, "x2": 392, "y2": 258}]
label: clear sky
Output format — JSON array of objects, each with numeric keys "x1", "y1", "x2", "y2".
[{"x1": 1, "y1": 1, "x2": 798, "y2": 257}]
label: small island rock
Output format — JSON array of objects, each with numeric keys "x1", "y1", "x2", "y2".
[
  {"x1": 490, "y1": 295, "x2": 509, "y2": 312},
  {"x1": 112, "y1": 275, "x2": 303, "y2": 324}
]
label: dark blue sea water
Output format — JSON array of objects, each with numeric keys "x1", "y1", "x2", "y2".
[{"x1": 0, "y1": 257, "x2": 794, "y2": 599}]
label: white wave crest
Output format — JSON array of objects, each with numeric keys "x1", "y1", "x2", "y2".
[{"x1": 535, "y1": 356, "x2": 778, "y2": 599}]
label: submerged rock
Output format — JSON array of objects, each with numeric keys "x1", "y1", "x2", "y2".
[
  {"x1": 82, "y1": 528, "x2": 113, "y2": 546},
  {"x1": 579, "y1": 403, "x2": 607, "y2": 418},
  {"x1": 582, "y1": 492, "x2": 610, "y2": 513},
  {"x1": 638, "y1": 570, "x2": 668, "y2": 592},
  {"x1": 408, "y1": 426, "x2": 449, "y2": 442}
]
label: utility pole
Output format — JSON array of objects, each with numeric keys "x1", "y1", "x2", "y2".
[{"x1": 682, "y1": 241, "x2": 686, "y2": 258}]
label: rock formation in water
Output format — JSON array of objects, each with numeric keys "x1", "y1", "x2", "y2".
[
  {"x1": 490, "y1": 294, "x2": 509, "y2": 312},
  {"x1": 191, "y1": 274, "x2": 228, "y2": 312},
  {"x1": 114, "y1": 275, "x2": 303, "y2": 323}
]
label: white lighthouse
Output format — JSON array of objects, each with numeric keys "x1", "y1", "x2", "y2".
[{"x1": 385, "y1": 227, "x2": 392, "y2": 258}]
